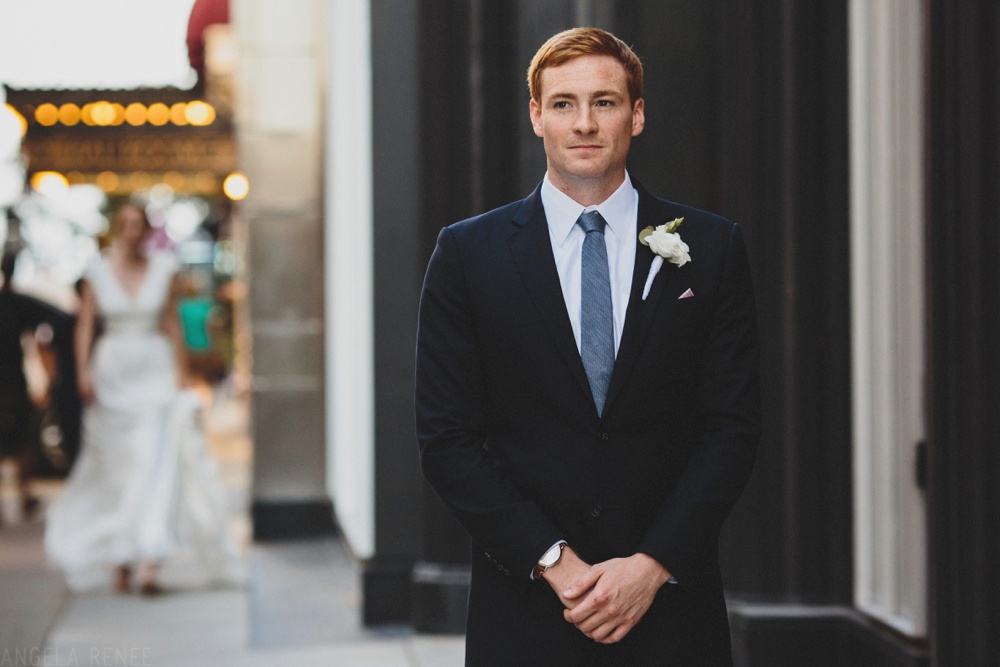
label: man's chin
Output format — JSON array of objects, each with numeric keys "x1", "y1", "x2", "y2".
[{"x1": 562, "y1": 166, "x2": 619, "y2": 185}]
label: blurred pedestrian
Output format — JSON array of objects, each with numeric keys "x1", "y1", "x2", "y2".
[
  {"x1": 1, "y1": 248, "x2": 41, "y2": 522},
  {"x1": 45, "y1": 203, "x2": 240, "y2": 595},
  {"x1": 0, "y1": 247, "x2": 73, "y2": 522}
]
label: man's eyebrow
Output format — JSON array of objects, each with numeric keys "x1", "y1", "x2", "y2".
[{"x1": 546, "y1": 89, "x2": 624, "y2": 101}]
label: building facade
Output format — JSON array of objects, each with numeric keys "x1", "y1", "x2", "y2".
[{"x1": 234, "y1": 1, "x2": 998, "y2": 664}]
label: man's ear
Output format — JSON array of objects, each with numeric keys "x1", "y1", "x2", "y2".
[
  {"x1": 631, "y1": 98, "x2": 645, "y2": 137},
  {"x1": 529, "y1": 98, "x2": 543, "y2": 137}
]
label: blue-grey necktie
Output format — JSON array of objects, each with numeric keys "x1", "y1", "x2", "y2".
[{"x1": 577, "y1": 210, "x2": 615, "y2": 416}]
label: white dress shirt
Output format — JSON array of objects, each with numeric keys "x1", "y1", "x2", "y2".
[{"x1": 541, "y1": 171, "x2": 638, "y2": 355}]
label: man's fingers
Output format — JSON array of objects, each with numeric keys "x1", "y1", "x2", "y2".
[
  {"x1": 596, "y1": 622, "x2": 633, "y2": 644},
  {"x1": 563, "y1": 567, "x2": 601, "y2": 600},
  {"x1": 585, "y1": 619, "x2": 620, "y2": 642},
  {"x1": 571, "y1": 606, "x2": 608, "y2": 634},
  {"x1": 563, "y1": 596, "x2": 598, "y2": 625},
  {"x1": 573, "y1": 600, "x2": 625, "y2": 634},
  {"x1": 564, "y1": 584, "x2": 612, "y2": 624}
]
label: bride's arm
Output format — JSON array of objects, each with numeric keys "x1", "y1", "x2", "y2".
[
  {"x1": 74, "y1": 281, "x2": 97, "y2": 404},
  {"x1": 161, "y1": 274, "x2": 191, "y2": 388}
]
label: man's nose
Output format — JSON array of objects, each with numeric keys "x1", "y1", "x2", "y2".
[{"x1": 573, "y1": 107, "x2": 598, "y2": 133}]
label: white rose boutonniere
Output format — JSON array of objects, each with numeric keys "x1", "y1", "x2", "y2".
[{"x1": 639, "y1": 217, "x2": 690, "y2": 300}]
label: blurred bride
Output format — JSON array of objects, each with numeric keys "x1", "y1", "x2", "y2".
[{"x1": 45, "y1": 203, "x2": 241, "y2": 595}]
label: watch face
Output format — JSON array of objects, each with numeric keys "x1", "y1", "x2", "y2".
[{"x1": 540, "y1": 543, "x2": 563, "y2": 567}]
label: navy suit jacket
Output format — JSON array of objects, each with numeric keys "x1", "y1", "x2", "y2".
[{"x1": 415, "y1": 179, "x2": 760, "y2": 665}]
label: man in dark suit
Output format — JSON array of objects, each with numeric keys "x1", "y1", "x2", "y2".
[{"x1": 415, "y1": 27, "x2": 760, "y2": 665}]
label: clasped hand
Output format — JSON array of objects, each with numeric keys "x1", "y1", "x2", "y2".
[{"x1": 544, "y1": 547, "x2": 670, "y2": 644}]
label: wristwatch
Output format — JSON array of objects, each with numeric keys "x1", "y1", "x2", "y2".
[{"x1": 532, "y1": 542, "x2": 566, "y2": 580}]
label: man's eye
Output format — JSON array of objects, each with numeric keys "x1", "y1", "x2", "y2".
[
  {"x1": 553, "y1": 101, "x2": 570, "y2": 109},
  {"x1": 596, "y1": 100, "x2": 614, "y2": 107}
]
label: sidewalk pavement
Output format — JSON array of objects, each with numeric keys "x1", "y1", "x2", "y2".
[
  {"x1": 38, "y1": 535, "x2": 463, "y2": 666},
  {"x1": 0, "y1": 392, "x2": 465, "y2": 667}
]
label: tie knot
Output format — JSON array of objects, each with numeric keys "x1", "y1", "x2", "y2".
[{"x1": 577, "y1": 210, "x2": 606, "y2": 234}]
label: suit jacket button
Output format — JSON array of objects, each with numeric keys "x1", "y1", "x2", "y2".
[
  {"x1": 599, "y1": 431, "x2": 609, "y2": 442},
  {"x1": 591, "y1": 506, "x2": 602, "y2": 518}
]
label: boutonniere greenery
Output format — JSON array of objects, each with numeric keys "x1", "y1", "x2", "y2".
[
  {"x1": 639, "y1": 217, "x2": 691, "y2": 267},
  {"x1": 639, "y1": 217, "x2": 690, "y2": 301}
]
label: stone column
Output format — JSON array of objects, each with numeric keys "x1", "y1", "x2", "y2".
[{"x1": 233, "y1": 0, "x2": 333, "y2": 539}]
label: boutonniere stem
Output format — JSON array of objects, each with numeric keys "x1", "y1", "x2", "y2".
[
  {"x1": 642, "y1": 256, "x2": 663, "y2": 301},
  {"x1": 639, "y1": 217, "x2": 691, "y2": 300}
]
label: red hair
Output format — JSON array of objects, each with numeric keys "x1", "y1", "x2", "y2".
[{"x1": 527, "y1": 27, "x2": 643, "y2": 103}]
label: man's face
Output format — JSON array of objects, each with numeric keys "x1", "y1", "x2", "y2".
[{"x1": 529, "y1": 55, "x2": 644, "y2": 193}]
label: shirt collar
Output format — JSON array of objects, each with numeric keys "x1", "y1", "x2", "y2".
[{"x1": 541, "y1": 171, "x2": 637, "y2": 248}]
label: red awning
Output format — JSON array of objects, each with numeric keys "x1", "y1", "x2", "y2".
[{"x1": 186, "y1": 0, "x2": 230, "y2": 82}]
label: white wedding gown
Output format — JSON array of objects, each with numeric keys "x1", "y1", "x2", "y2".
[{"x1": 45, "y1": 252, "x2": 242, "y2": 591}]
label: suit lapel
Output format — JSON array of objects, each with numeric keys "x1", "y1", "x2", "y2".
[
  {"x1": 507, "y1": 186, "x2": 595, "y2": 409},
  {"x1": 604, "y1": 182, "x2": 681, "y2": 414}
]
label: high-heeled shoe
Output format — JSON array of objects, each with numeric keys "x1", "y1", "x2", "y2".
[
  {"x1": 21, "y1": 495, "x2": 40, "y2": 519},
  {"x1": 139, "y1": 580, "x2": 162, "y2": 597},
  {"x1": 114, "y1": 565, "x2": 131, "y2": 593},
  {"x1": 137, "y1": 561, "x2": 161, "y2": 597}
]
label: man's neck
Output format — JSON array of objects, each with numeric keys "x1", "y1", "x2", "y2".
[{"x1": 548, "y1": 170, "x2": 627, "y2": 207}]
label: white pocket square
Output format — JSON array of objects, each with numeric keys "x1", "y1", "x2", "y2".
[{"x1": 678, "y1": 288, "x2": 694, "y2": 300}]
